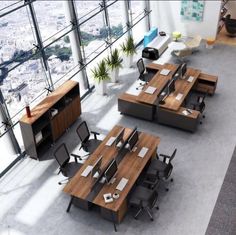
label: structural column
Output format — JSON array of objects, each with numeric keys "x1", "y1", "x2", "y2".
[{"x1": 63, "y1": 0, "x2": 88, "y2": 91}]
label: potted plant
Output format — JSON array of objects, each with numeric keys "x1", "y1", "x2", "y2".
[
  {"x1": 120, "y1": 36, "x2": 136, "y2": 68},
  {"x1": 106, "y1": 49, "x2": 123, "y2": 83},
  {"x1": 91, "y1": 59, "x2": 111, "y2": 95}
]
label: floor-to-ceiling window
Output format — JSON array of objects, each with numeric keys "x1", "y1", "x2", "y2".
[{"x1": 0, "y1": 0, "x2": 151, "y2": 177}]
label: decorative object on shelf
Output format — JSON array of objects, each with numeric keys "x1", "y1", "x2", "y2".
[
  {"x1": 106, "y1": 48, "x2": 122, "y2": 83},
  {"x1": 120, "y1": 36, "x2": 136, "y2": 68},
  {"x1": 25, "y1": 104, "x2": 31, "y2": 118},
  {"x1": 91, "y1": 60, "x2": 111, "y2": 95},
  {"x1": 180, "y1": 0, "x2": 205, "y2": 22}
]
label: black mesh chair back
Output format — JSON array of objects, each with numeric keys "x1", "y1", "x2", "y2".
[
  {"x1": 137, "y1": 58, "x2": 145, "y2": 78},
  {"x1": 54, "y1": 143, "x2": 70, "y2": 168},
  {"x1": 76, "y1": 121, "x2": 90, "y2": 144}
]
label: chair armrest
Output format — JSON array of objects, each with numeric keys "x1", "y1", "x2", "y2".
[
  {"x1": 70, "y1": 153, "x2": 81, "y2": 162},
  {"x1": 71, "y1": 153, "x2": 89, "y2": 161},
  {"x1": 91, "y1": 131, "x2": 100, "y2": 140},
  {"x1": 159, "y1": 153, "x2": 171, "y2": 163}
]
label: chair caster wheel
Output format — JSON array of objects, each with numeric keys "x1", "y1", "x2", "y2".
[
  {"x1": 165, "y1": 188, "x2": 169, "y2": 192},
  {"x1": 156, "y1": 207, "x2": 159, "y2": 210},
  {"x1": 170, "y1": 178, "x2": 173, "y2": 182},
  {"x1": 151, "y1": 218, "x2": 154, "y2": 221},
  {"x1": 134, "y1": 217, "x2": 138, "y2": 220}
]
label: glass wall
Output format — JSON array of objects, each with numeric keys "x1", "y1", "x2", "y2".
[{"x1": 0, "y1": 0, "x2": 151, "y2": 176}]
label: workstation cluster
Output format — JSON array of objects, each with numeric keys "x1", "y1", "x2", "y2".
[
  {"x1": 62, "y1": 125, "x2": 163, "y2": 231},
  {"x1": 118, "y1": 61, "x2": 218, "y2": 132}
]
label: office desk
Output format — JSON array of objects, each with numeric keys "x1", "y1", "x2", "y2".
[
  {"x1": 137, "y1": 63, "x2": 177, "y2": 105},
  {"x1": 63, "y1": 125, "x2": 160, "y2": 224},
  {"x1": 159, "y1": 68, "x2": 201, "y2": 111},
  {"x1": 118, "y1": 63, "x2": 218, "y2": 132}
]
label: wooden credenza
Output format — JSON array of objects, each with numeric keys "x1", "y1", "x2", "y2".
[{"x1": 20, "y1": 80, "x2": 81, "y2": 159}]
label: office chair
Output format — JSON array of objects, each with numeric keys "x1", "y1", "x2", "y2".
[
  {"x1": 171, "y1": 48, "x2": 192, "y2": 63},
  {"x1": 129, "y1": 185, "x2": 159, "y2": 221},
  {"x1": 224, "y1": 14, "x2": 236, "y2": 36},
  {"x1": 76, "y1": 121, "x2": 102, "y2": 155},
  {"x1": 136, "y1": 58, "x2": 155, "y2": 90},
  {"x1": 190, "y1": 93, "x2": 206, "y2": 124},
  {"x1": 54, "y1": 143, "x2": 83, "y2": 185},
  {"x1": 146, "y1": 148, "x2": 177, "y2": 191}
]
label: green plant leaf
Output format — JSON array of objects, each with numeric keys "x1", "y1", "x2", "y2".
[{"x1": 91, "y1": 60, "x2": 111, "y2": 83}]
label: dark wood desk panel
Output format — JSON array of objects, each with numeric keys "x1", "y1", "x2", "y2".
[
  {"x1": 159, "y1": 68, "x2": 201, "y2": 111},
  {"x1": 63, "y1": 125, "x2": 132, "y2": 199},
  {"x1": 137, "y1": 63, "x2": 177, "y2": 105}
]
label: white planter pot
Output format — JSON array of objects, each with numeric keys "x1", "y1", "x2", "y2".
[
  {"x1": 95, "y1": 80, "x2": 107, "y2": 95},
  {"x1": 109, "y1": 68, "x2": 119, "y2": 83},
  {"x1": 123, "y1": 54, "x2": 133, "y2": 68}
]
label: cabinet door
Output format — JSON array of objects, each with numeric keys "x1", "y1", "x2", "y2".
[
  {"x1": 64, "y1": 96, "x2": 81, "y2": 128},
  {"x1": 51, "y1": 111, "x2": 66, "y2": 142}
]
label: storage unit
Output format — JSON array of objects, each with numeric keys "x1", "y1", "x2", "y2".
[
  {"x1": 194, "y1": 73, "x2": 218, "y2": 95},
  {"x1": 20, "y1": 80, "x2": 81, "y2": 160}
]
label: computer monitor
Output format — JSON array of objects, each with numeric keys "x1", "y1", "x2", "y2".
[
  {"x1": 91, "y1": 155, "x2": 103, "y2": 178},
  {"x1": 115, "y1": 128, "x2": 125, "y2": 147},
  {"x1": 172, "y1": 64, "x2": 182, "y2": 81},
  {"x1": 104, "y1": 159, "x2": 117, "y2": 183},
  {"x1": 168, "y1": 79, "x2": 175, "y2": 94},
  {"x1": 181, "y1": 63, "x2": 187, "y2": 78},
  {"x1": 127, "y1": 130, "x2": 139, "y2": 152}
]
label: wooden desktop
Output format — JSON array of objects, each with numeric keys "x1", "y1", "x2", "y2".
[
  {"x1": 63, "y1": 125, "x2": 160, "y2": 224},
  {"x1": 118, "y1": 63, "x2": 218, "y2": 132}
]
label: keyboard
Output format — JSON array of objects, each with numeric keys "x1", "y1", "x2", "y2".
[
  {"x1": 116, "y1": 177, "x2": 129, "y2": 191},
  {"x1": 105, "y1": 136, "x2": 116, "y2": 146},
  {"x1": 175, "y1": 93, "x2": 183, "y2": 101},
  {"x1": 138, "y1": 147, "x2": 149, "y2": 158},
  {"x1": 81, "y1": 165, "x2": 93, "y2": 177}
]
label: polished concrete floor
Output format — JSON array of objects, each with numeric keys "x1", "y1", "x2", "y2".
[{"x1": 1, "y1": 43, "x2": 236, "y2": 235}]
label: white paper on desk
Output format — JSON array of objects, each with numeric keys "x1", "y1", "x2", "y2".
[
  {"x1": 182, "y1": 110, "x2": 189, "y2": 116},
  {"x1": 175, "y1": 93, "x2": 183, "y2": 101},
  {"x1": 187, "y1": 76, "x2": 194, "y2": 82},
  {"x1": 144, "y1": 86, "x2": 156, "y2": 94},
  {"x1": 160, "y1": 69, "x2": 170, "y2": 76}
]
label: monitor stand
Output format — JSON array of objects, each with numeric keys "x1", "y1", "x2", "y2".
[{"x1": 159, "y1": 100, "x2": 166, "y2": 105}]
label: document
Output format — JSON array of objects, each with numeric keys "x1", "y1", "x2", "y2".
[
  {"x1": 175, "y1": 93, "x2": 183, "y2": 101},
  {"x1": 160, "y1": 69, "x2": 170, "y2": 76},
  {"x1": 187, "y1": 76, "x2": 194, "y2": 83},
  {"x1": 144, "y1": 86, "x2": 156, "y2": 94}
]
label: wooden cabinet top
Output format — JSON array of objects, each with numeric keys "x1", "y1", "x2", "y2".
[
  {"x1": 20, "y1": 80, "x2": 79, "y2": 125},
  {"x1": 63, "y1": 125, "x2": 160, "y2": 212}
]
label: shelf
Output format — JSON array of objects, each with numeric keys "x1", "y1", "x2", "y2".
[{"x1": 20, "y1": 80, "x2": 81, "y2": 160}]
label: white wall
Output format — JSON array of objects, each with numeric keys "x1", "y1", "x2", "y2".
[
  {"x1": 227, "y1": 0, "x2": 236, "y2": 18},
  {"x1": 150, "y1": 1, "x2": 221, "y2": 39}
]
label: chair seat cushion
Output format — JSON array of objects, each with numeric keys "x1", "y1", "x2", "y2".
[
  {"x1": 62, "y1": 162, "x2": 82, "y2": 178},
  {"x1": 129, "y1": 186, "x2": 153, "y2": 207},
  {"x1": 84, "y1": 139, "x2": 102, "y2": 153}
]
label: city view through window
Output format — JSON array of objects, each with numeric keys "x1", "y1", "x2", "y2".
[{"x1": 0, "y1": 0, "x2": 148, "y2": 173}]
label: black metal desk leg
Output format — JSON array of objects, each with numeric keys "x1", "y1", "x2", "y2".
[{"x1": 66, "y1": 196, "x2": 74, "y2": 213}]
